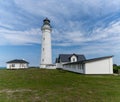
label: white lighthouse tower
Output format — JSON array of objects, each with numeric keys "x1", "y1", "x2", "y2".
[{"x1": 40, "y1": 18, "x2": 52, "y2": 68}]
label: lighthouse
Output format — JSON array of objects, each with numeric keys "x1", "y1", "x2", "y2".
[{"x1": 40, "y1": 18, "x2": 52, "y2": 68}]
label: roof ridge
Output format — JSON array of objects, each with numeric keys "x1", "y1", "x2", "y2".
[{"x1": 6, "y1": 59, "x2": 29, "y2": 64}]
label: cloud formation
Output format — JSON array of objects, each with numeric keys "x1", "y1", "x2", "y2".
[
  {"x1": 0, "y1": 0, "x2": 120, "y2": 46},
  {"x1": 0, "y1": 0, "x2": 120, "y2": 64},
  {"x1": 0, "y1": 28, "x2": 41, "y2": 45}
]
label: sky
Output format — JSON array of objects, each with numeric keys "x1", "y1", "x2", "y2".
[{"x1": 0, "y1": 0, "x2": 120, "y2": 67}]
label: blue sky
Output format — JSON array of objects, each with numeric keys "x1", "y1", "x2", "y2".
[{"x1": 0, "y1": 0, "x2": 120, "y2": 66}]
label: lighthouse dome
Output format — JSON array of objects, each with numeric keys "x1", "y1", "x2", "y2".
[{"x1": 41, "y1": 18, "x2": 52, "y2": 31}]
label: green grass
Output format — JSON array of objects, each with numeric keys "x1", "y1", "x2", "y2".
[{"x1": 0, "y1": 68, "x2": 120, "y2": 102}]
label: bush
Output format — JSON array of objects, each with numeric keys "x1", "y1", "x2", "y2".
[{"x1": 113, "y1": 65, "x2": 120, "y2": 73}]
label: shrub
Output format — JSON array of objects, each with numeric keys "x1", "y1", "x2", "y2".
[{"x1": 113, "y1": 65, "x2": 120, "y2": 73}]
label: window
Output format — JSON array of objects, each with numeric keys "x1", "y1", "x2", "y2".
[
  {"x1": 11, "y1": 64, "x2": 15, "y2": 67},
  {"x1": 73, "y1": 58, "x2": 75, "y2": 62},
  {"x1": 43, "y1": 48, "x2": 44, "y2": 51},
  {"x1": 20, "y1": 64, "x2": 25, "y2": 68},
  {"x1": 82, "y1": 64, "x2": 84, "y2": 70},
  {"x1": 42, "y1": 59, "x2": 44, "y2": 62},
  {"x1": 43, "y1": 38, "x2": 45, "y2": 40},
  {"x1": 71, "y1": 55, "x2": 77, "y2": 62},
  {"x1": 78, "y1": 64, "x2": 81, "y2": 69}
]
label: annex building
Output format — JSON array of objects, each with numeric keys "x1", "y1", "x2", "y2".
[
  {"x1": 56, "y1": 54, "x2": 113, "y2": 74},
  {"x1": 6, "y1": 59, "x2": 29, "y2": 69}
]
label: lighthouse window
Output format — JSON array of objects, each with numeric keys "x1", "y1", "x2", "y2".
[
  {"x1": 43, "y1": 48, "x2": 44, "y2": 51},
  {"x1": 42, "y1": 59, "x2": 44, "y2": 62},
  {"x1": 43, "y1": 38, "x2": 45, "y2": 40}
]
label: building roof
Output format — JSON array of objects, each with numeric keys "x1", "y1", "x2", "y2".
[
  {"x1": 63, "y1": 56, "x2": 113, "y2": 65},
  {"x1": 84, "y1": 56, "x2": 113, "y2": 63},
  {"x1": 6, "y1": 59, "x2": 29, "y2": 64},
  {"x1": 56, "y1": 54, "x2": 86, "y2": 63}
]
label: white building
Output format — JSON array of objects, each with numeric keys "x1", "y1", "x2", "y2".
[
  {"x1": 56, "y1": 54, "x2": 113, "y2": 74},
  {"x1": 6, "y1": 59, "x2": 29, "y2": 69},
  {"x1": 40, "y1": 18, "x2": 55, "y2": 69}
]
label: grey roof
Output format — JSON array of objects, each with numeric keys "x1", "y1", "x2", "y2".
[
  {"x1": 56, "y1": 54, "x2": 86, "y2": 63},
  {"x1": 63, "y1": 56, "x2": 113, "y2": 65},
  {"x1": 84, "y1": 56, "x2": 113, "y2": 63},
  {"x1": 7, "y1": 59, "x2": 29, "y2": 64}
]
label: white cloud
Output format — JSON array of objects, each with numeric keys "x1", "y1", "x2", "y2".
[
  {"x1": 92, "y1": 20, "x2": 120, "y2": 41},
  {"x1": 52, "y1": 19, "x2": 120, "y2": 61},
  {"x1": 1, "y1": 1, "x2": 120, "y2": 51},
  {"x1": 0, "y1": 0, "x2": 119, "y2": 46},
  {"x1": 0, "y1": 28, "x2": 41, "y2": 45},
  {"x1": 0, "y1": 22, "x2": 14, "y2": 29},
  {"x1": 79, "y1": 20, "x2": 120, "y2": 56},
  {"x1": 1, "y1": 0, "x2": 119, "y2": 23}
]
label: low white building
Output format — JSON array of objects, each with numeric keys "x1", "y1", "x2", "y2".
[
  {"x1": 6, "y1": 59, "x2": 29, "y2": 69},
  {"x1": 56, "y1": 54, "x2": 113, "y2": 74}
]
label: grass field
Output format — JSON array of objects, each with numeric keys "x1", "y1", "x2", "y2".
[{"x1": 0, "y1": 68, "x2": 120, "y2": 102}]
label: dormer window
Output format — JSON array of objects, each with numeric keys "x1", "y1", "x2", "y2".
[
  {"x1": 73, "y1": 58, "x2": 75, "y2": 62},
  {"x1": 71, "y1": 55, "x2": 77, "y2": 62}
]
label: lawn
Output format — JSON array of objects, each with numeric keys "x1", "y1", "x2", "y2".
[{"x1": 0, "y1": 68, "x2": 120, "y2": 102}]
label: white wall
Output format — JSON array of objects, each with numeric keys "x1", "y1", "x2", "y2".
[
  {"x1": 62, "y1": 57, "x2": 113, "y2": 74},
  {"x1": 40, "y1": 26, "x2": 52, "y2": 66},
  {"x1": 56, "y1": 63, "x2": 63, "y2": 68},
  {"x1": 40, "y1": 64, "x2": 56, "y2": 69},
  {"x1": 7, "y1": 63, "x2": 28, "y2": 69},
  {"x1": 85, "y1": 58, "x2": 113, "y2": 74}
]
